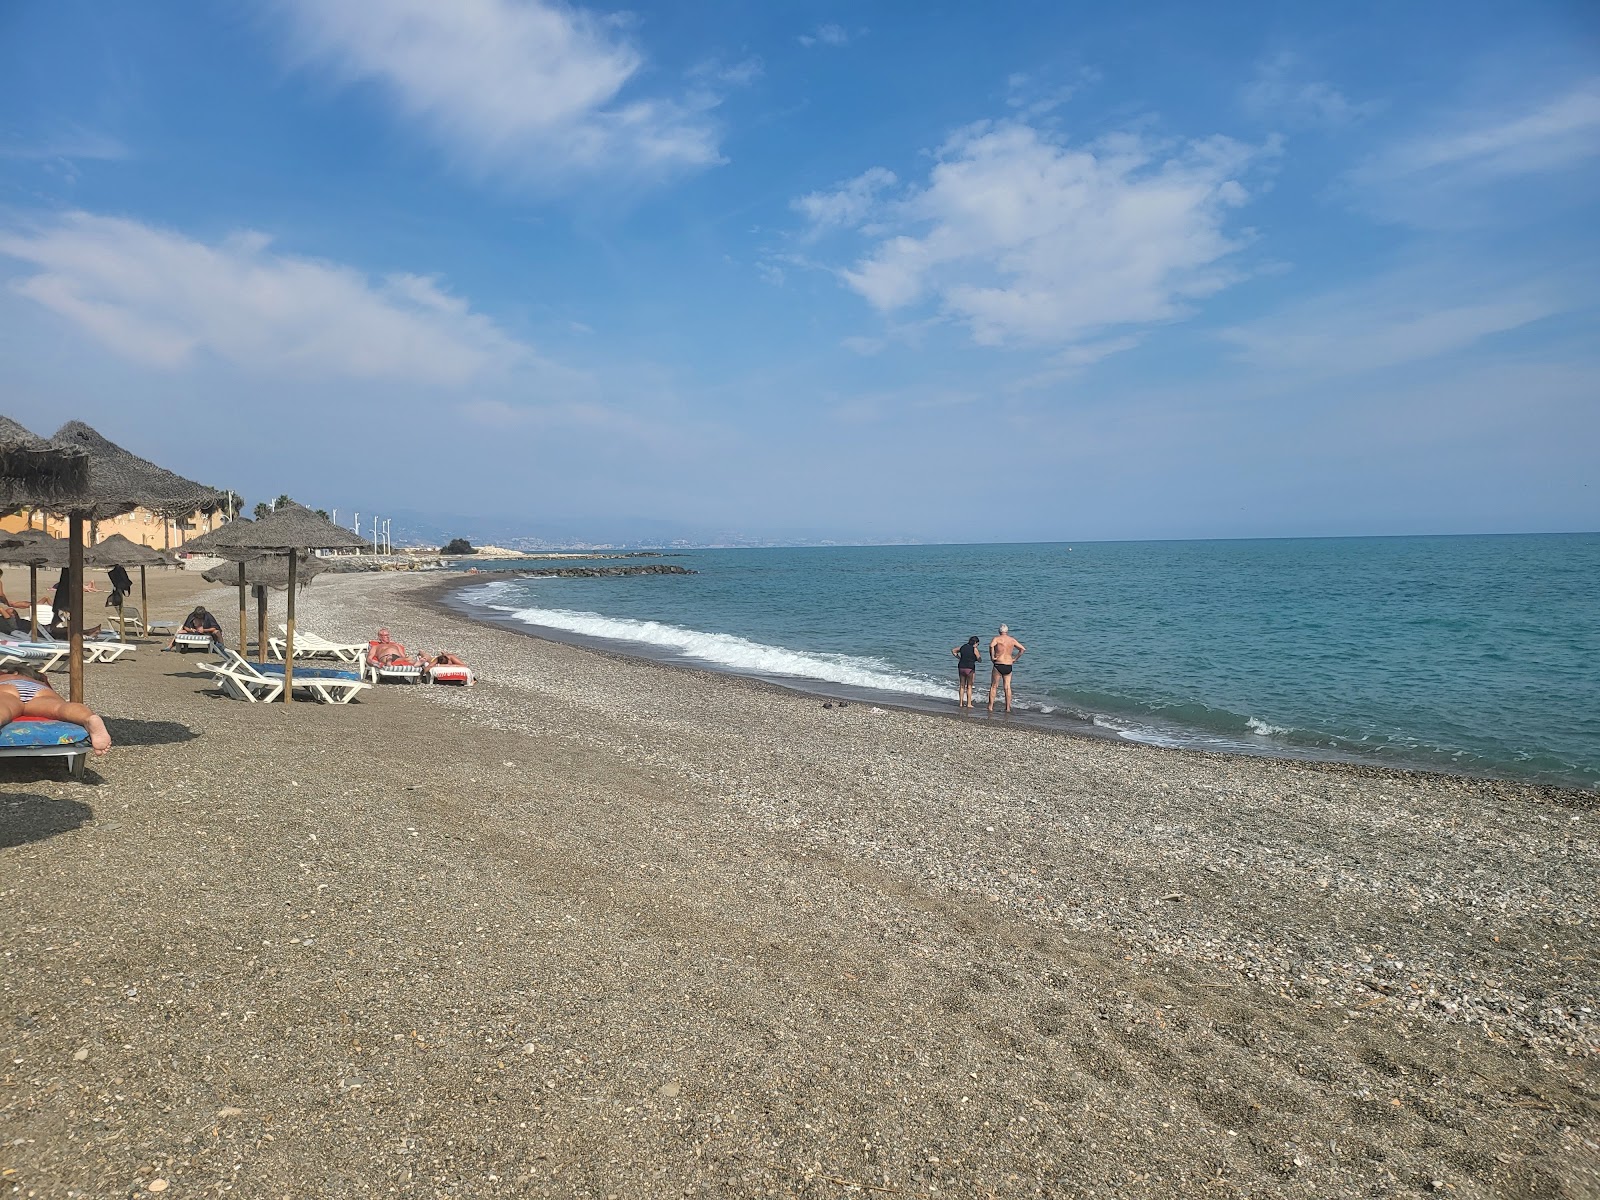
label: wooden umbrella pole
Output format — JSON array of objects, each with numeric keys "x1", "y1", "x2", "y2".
[
  {"x1": 283, "y1": 553, "x2": 297, "y2": 703},
  {"x1": 255, "y1": 586, "x2": 267, "y2": 664},
  {"x1": 28, "y1": 565, "x2": 38, "y2": 640},
  {"x1": 68, "y1": 515, "x2": 84, "y2": 705},
  {"x1": 139, "y1": 566, "x2": 148, "y2": 642},
  {"x1": 237, "y1": 562, "x2": 247, "y2": 658}
]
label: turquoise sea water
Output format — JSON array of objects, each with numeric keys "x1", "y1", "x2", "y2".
[{"x1": 453, "y1": 535, "x2": 1600, "y2": 790}]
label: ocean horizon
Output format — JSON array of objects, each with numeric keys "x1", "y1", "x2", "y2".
[{"x1": 448, "y1": 532, "x2": 1600, "y2": 791}]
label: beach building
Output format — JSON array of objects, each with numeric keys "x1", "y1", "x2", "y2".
[{"x1": 0, "y1": 504, "x2": 231, "y2": 550}]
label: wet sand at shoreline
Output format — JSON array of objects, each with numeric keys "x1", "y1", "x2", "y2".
[{"x1": 2, "y1": 569, "x2": 1595, "y2": 1198}]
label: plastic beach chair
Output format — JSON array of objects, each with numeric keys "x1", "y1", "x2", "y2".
[
  {"x1": 425, "y1": 662, "x2": 474, "y2": 686},
  {"x1": 268, "y1": 625, "x2": 368, "y2": 667},
  {"x1": 208, "y1": 648, "x2": 372, "y2": 704},
  {"x1": 0, "y1": 641, "x2": 71, "y2": 673},
  {"x1": 366, "y1": 632, "x2": 424, "y2": 684},
  {"x1": 0, "y1": 716, "x2": 90, "y2": 780}
]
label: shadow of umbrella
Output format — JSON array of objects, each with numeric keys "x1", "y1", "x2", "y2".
[
  {"x1": 101, "y1": 718, "x2": 200, "y2": 747},
  {"x1": 0, "y1": 793, "x2": 94, "y2": 848}
]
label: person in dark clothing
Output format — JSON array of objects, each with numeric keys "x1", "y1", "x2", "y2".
[
  {"x1": 951, "y1": 634, "x2": 982, "y2": 710},
  {"x1": 168, "y1": 606, "x2": 223, "y2": 651}
]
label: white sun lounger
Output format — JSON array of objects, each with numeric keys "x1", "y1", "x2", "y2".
[
  {"x1": 208, "y1": 649, "x2": 373, "y2": 705},
  {"x1": 268, "y1": 626, "x2": 369, "y2": 666},
  {"x1": 0, "y1": 641, "x2": 72, "y2": 673}
]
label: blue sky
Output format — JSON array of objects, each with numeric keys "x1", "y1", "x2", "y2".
[{"x1": 1, "y1": 1, "x2": 1596, "y2": 544}]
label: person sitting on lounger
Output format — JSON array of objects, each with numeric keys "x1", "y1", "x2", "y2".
[
  {"x1": 369, "y1": 630, "x2": 410, "y2": 666},
  {"x1": 0, "y1": 666, "x2": 112, "y2": 755},
  {"x1": 168, "y1": 606, "x2": 223, "y2": 651}
]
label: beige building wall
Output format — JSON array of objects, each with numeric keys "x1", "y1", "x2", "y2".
[{"x1": 0, "y1": 507, "x2": 224, "y2": 548}]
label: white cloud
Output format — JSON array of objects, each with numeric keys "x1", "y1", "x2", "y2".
[
  {"x1": 798, "y1": 24, "x2": 853, "y2": 49},
  {"x1": 1241, "y1": 53, "x2": 1376, "y2": 128},
  {"x1": 793, "y1": 167, "x2": 897, "y2": 235},
  {"x1": 1347, "y1": 79, "x2": 1600, "y2": 225},
  {"x1": 1220, "y1": 269, "x2": 1560, "y2": 374},
  {"x1": 802, "y1": 121, "x2": 1267, "y2": 347},
  {"x1": 273, "y1": 0, "x2": 726, "y2": 186},
  {"x1": 0, "y1": 212, "x2": 530, "y2": 385}
]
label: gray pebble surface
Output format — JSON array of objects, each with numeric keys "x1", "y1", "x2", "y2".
[{"x1": 2, "y1": 570, "x2": 1595, "y2": 1199}]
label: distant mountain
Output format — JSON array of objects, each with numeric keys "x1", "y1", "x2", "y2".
[{"x1": 381, "y1": 508, "x2": 919, "y2": 550}]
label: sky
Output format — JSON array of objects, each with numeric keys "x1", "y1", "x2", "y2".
[{"x1": 1, "y1": 1, "x2": 1597, "y2": 545}]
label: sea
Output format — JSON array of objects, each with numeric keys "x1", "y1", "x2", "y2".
[{"x1": 447, "y1": 534, "x2": 1600, "y2": 791}]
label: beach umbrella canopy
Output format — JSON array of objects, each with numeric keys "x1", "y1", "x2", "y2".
[
  {"x1": 88, "y1": 533, "x2": 170, "y2": 644},
  {"x1": 201, "y1": 504, "x2": 367, "y2": 701},
  {"x1": 87, "y1": 533, "x2": 169, "y2": 569},
  {"x1": 201, "y1": 503, "x2": 368, "y2": 554},
  {"x1": 0, "y1": 529, "x2": 69, "y2": 639},
  {"x1": 181, "y1": 519, "x2": 265, "y2": 560},
  {"x1": 0, "y1": 415, "x2": 89, "y2": 509},
  {"x1": 47, "y1": 421, "x2": 221, "y2": 519},
  {"x1": 0, "y1": 528, "x2": 68, "y2": 565},
  {"x1": 202, "y1": 552, "x2": 327, "y2": 590}
]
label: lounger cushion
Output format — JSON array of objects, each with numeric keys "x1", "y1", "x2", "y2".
[
  {"x1": 0, "y1": 716, "x2": 88, "y2": 747},
  {"x1": 256, "y1": 663, "x2": 361, "y2": 681}
]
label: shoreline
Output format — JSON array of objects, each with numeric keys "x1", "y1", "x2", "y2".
[
  {"x1": 3, "y1": 568, "x2": 1595, "y2": 1196},
  {"x1": 428, "y1": 573, "x2": 1597, "y2": 801}
]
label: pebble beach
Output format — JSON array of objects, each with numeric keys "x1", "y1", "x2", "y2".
[{"x1": 2, "y1": 569, "x2": 1596, "y2": 1198}]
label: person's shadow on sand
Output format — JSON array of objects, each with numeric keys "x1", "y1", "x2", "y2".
[
  {"x1": 102, "y1": 718, "x2": 199, "y2": 747},
  {"x1": 0, "y1": 793, "x2": 93, "y2": 848}
]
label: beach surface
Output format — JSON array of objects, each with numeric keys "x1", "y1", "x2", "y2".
[{"x1": 1, "y1": 570, "x2": 1595, "y2": 1198}]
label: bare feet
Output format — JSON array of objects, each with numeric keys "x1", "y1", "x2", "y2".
[{"x1": 85, "y1": 714, "x2": 111, "y2": 755}]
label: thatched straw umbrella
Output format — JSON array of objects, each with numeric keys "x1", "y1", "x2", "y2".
[
  {"x1": 39, "y1": 421, "x2": 222, "y2": 703},
  {"x1": 203, "y1": 554, "x2": 327, "y2": 662},
  {"x1": 87, "y1": 534, "x2": 169, "y2": 642},
  {"x1": 0, "y1": 528, "x2": 68, "y2": 639},
  {"x1": 0, "y1": 415, "x2": 89, "y2": 508},
  {"x1": 191, "y1": 504, "x2": 367, "y2": 701},
  {"x1": 184, "y1": 519, "x2": 260, "y2": 657}
]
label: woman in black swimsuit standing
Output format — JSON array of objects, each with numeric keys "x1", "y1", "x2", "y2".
[{"x1": 952, "y1": 635, "x2": 982, "y2": 710}]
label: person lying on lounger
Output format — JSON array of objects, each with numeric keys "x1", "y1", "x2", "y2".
[
  {"x1": 167, "y1": 606, "x2": 223, "y2": 650},
  {"x1": 0, "y1": 666, "x2": 112, "y2": 755}
]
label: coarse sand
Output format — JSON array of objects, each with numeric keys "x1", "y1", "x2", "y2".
[{"x1": 1, "y1": 569, "x2": 1595, "y2": 1199}]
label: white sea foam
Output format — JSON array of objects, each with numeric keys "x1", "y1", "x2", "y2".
[
  {"x1": 499, "y1": 604, "x2": 948, "y2": 699},
  {"x1": 1246, "y1": 716, "x2": 1289, "y2": 737}
]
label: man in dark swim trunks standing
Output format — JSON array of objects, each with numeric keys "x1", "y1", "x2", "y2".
[{"x1": 988, "y1": 623, "x2": 1025, "y2": 714}]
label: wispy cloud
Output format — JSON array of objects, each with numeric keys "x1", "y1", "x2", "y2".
[
  {"x1": 1240, "y1": 53, "x2": 1377, "y2": 128},
  {"x1": 0, "y1": 127, "x2": 130, "y2": 163},
  {"x1": 1220, "y1": 266, "x2": 1562, "y2": 374},
  {"x1": 0, "y1": 212, "x2": 532, "y2": 385},
  {"x1": 798, "y1": 24, "x2": 856, "y2": 49},
  {"x1": 796, "y1": 120, "x2": 1271, "y2": 348},
  {"x1": 792, "y1": 166, "x2": 896, "y2": 235},
  {"x1": 272, "y1": 0, "x2": 730, "y2": 188},
  {"x1": 1346, "y1": 79, "x2": 1600, "y2": 226}
]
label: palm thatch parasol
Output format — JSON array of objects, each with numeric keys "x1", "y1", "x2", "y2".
[
  {"x1": 0, "y1": 528, "x2": 67, "y2": 639},
  {"x1": 181, "y1": 519, "x2": 262, "y2": 654},
  {"x1": 204, "y1": 553, "x2": 329, "y2": 661},
  {"x1": 87, "y1": 534, "x2": 170, "y2": 642},
  {"x1": 193, "y1": 504, "x2": 368, "y2": 700},
  {"x1": 0, "y1": 415, "x2": 89, "y2": 507},
  {"x1": 20, "y1": 420, "x2": 225, "y2": 703},
  {"x1": 49, "y1": 421, "x2": 223, "y2": 523}
]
